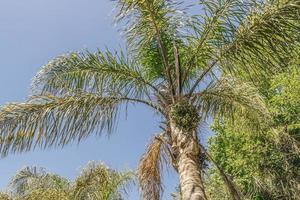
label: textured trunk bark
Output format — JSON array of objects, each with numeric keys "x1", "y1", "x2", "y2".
[{"x1": 171, "y1": 122, "x2": 207, "y2": 200}]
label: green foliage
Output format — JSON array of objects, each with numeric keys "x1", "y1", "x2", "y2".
[
  {"x1": 208, "y1": 124, "x2": 290, "y2": 199},
  {"x1": 73, "y1": 162, "x2": 133, "y2": 200},
  {"x1": 194, "y1": 76, "x2": 270, "y2": 123},
  {"x1": 0, "y1": 94, "x2": 122, "y2": 156},
  {"x1": 3, "y1": 162, "x2": 133, "y2": 200},
  {"x1": 270, "y1": 66, "x2": 300, "y2": 127},
  {"x1": 18, "y1": 189, "x2": 71, "y2": 200},
  {"x1": 33, "y1": 50, "x2": 152, "y2": 98},
  {"x1": 9, "y1": 166, "x2": 70, "y2": 198},
  {"x1": 1, "y1": 0, "x2": 300, "y2": 199},
  {"x1": 0, "y1": 0, "x2": 299, "y2": 157},
  {"x1": 206, "y1": 62, "x2": 300, "y2": 199},
  {"x1": 140, "y1": 34, "x2": 186, "y2": 81},
  {"x1": 0, "y1": 193, "x2": 12, "y2": 200},
  {"x1": 220, "y1": 0, "x2": 300, "y2": 77},
  {"x1": 9, "y1": 166, "x2": 72, "y2": 200},
  {"x1": 116, "y1": 0, "x2": 182, "y2": 52}
]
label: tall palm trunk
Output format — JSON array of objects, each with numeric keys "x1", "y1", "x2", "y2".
[{"x1": 171, "y1": 122, "x2": 207, "y2": 200}]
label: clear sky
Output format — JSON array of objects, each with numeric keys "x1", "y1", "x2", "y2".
[{"x1": 0, "y1": 1, "x2": 211, "y2": 199}]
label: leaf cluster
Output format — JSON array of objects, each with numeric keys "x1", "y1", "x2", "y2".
[{"x1": 170, "y1": 101, "x2": 200, "y2": 131}]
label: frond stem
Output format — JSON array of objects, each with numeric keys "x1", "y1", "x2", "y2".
[
  {"x1": 119, "y1": 97, "x2": 164, "y2": 114},
  {"x1": 187, "y1": 60, "x2": 217, "y2": 98},
  {"x1": 199, "y1": 144, "x2": 242, "y2": 200},
  {"x1": 174, "y1": 41, "x2": 182, "y2": 96},
  {"x1": 144, "y1": 0, "x2": 176, "y2": 101},
  {"x1": 182, "y1": 0, "x2": 232, "y2": 84}
]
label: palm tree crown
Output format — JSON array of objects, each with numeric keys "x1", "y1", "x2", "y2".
[{"x1": 0, "y1": 0, "x2": 299, "y2": 199}]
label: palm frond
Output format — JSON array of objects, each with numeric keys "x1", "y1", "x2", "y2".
[
  {"x1": 0, "y1": 93, "x2": 125, "y2": 156},
  {"x1": 9, "y1": 166, "x2": 47, "y2": 197},
  {"x1": 186, "y1": 0, "x2": 253, "y2": 71},
  {"x1": 138, "y1": 136, "x2": 167, "y2": 200},
  {"x1": 32, "y1": 50, "x2": 158, "y2": 99},
  {"x1": 193, "y1": 76, "x2": 270, "y2": 125},
  {"x1": 221, "y1": 0, "x2": 300, "y2": 75},
  {"x1": 102, "y1": 171, "x2": 134, "y2": 200},
  {"x1": 188, "y1": 0, "x2": 300, "y2": 92},
  {"x1": 115, "y1": 0, "x2": 184, "y2": 51},
  {"x1": 115, "y1": 0, "x2": 187, "y2": 96},
  {"x1": 183, "y1": 0, "x2": 254, "y2": 93}
]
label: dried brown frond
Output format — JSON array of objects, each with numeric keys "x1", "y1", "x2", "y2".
[{"x1": 138, "y1": 137, "x2": 166, "y2": 200}]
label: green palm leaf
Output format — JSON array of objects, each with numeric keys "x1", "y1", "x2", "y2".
[
  {"x1": 0, "y1": 93, "x2": 123, "y2": 156},
  {"x1": 32, "y1": 50, "x2": 157, "y2": 99},
  {"x1": 221, "y1": 0, "x2": 300, "y2": 75},
  {"x1": 187, "y1": 0, "x2": 300, "y2": 92},
  {"x1": 193, "y1": 76, "x2": 270, "y2": 124}
]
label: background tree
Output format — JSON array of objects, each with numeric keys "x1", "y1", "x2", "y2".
[
  {"x1": 206, "y1": 48, "x2": 300, "y2": 199},
  {"x1": 0, "y1": 193, "x2": 12, "y2": 200},
  {"x1": 0, "y1": 0, "x2": 300, "y2": 199},
  {"x1": 73, "y1": 162, "x2": 133, "y2": 200},
  {"x1": 7, "y1": 166, "x2": 72, "y2": 200},
  {"x1": 9, "y1": 166, "x2": 71, "y2": 199},
  {"x1": 2, "y1": 162, "x2": 133, "y2": 200}
]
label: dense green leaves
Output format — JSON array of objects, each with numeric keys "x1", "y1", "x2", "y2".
[
  {"x1": 170, "y1": 102, "x2": 200, "y2": 131},
  {"x1": 8, "y1": 166, "x2": 71, "y2": 200},
  {"x1": 206, "y1": 56, "x2": 300, "y2": 199},
  {"x1": 270, "y1": 66, "x2": 300, "y2": 127}
]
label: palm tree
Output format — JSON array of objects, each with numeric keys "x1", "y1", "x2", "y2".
[
  {"x1": 0, "y1": 0, "x2": 299, "y2": 199},
  {"x1": 8, "y1": 166, "x2": 72, "y2": 199},
  {"x1": 73, "y1": 162, "x2": 133, "y2": 200},
  {"x1": 0, "y1": 193, "x2": 12, "y2": 200},
  {"x1": 6, "y1": 163, "x2": 132, "y2": 200}
]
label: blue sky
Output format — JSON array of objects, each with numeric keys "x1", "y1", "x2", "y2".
[{"x1": 0, "y1": 1, "x2": 212, "y2": 199}]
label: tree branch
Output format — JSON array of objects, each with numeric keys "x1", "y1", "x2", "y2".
[
  {"x1": 200, "y1": 144, "x2": 242, "y2": 200},
  {"x1": 187, "y1": 60, "x2": 217, "y2": 97}
]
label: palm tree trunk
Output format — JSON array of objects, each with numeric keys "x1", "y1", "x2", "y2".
[{"x1": 171, "y1": 123, "x2": 207, "y2": 200}]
